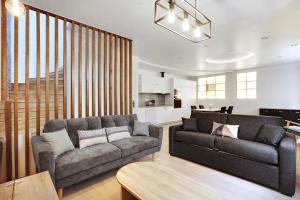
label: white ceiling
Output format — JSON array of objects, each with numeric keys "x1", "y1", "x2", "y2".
[{"x1": 25, "y1": 0, "x2": 300, "y2": 76}]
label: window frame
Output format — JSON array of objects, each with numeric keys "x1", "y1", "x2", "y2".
[
  {"x1": 198, "y1": 75, "x2": 226, "y2": 99},
  {"x1": 237, "y1": 71, "x2": 257, "y2": 99}
]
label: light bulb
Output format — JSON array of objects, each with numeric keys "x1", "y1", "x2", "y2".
[
  {"x1": 168, "y1": 11, "x2": 175, "y2": 23},
  {"x1": 194, "y1": 27, "x2": 201, "y2": 38},
  {"x1": 182, "y1": 12, "x2": 189, "y2": 31},
  {"x1": 5, "y1": 0, "x2": 25, "y2": 17},
  {"x1": 182, "y1": 19, "x2": 189, "y2": 31}
]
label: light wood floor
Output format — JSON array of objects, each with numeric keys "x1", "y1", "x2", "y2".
[{"x1": 64, "y1": 124, "x2": 300, "y2": 200}]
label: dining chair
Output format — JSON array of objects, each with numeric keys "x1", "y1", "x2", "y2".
[
  {"x1": 227, "y1": 106, "x2": 234, "y2": 114},
  {"x1": 199, "y1": 105, "x2": 205, "y2": 109},
  {"x1": 191, "y1": 105, "x2": 197, "y2": 110},
  {"x1": 220, "y1": 106, "x2": 227, "y2": 113}
]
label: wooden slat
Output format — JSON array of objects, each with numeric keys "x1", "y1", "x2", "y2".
[
  {"x1": 98, "y1": 31, "x2": 102, "y2": 116},
  {"x1": 103, "y1": 32, "x2": 107, "y2": 115},
  {"x1": 109, "y1": 34, "x2": 113, "y2": 115},
  {"x1": 63, "y1": 20, "x2": 67, "y2": 119},
  {"x1": 45, "y1": 14, "x2": 50, "y2": 121},
  {"x1": 129, "y1": 40, "x2": 133, "y2": 114},
  {"x1": 5, "y1": 101, "x2": 12, "y2": 181},
  {"x1": 71, "y1": 22, "x2": 75, "y2": 118},
  {"x1": 86, "y1": 27, "x2": 90, "y2": 117},
  {"x1": 92, "y1": 29, "x2": 96, "y2": 116},
  {"x1": 54, "y1": 17, "x2": 59, "y2": 119},
  {"x1": 36, "y1": 12, "x2": 41, "y2": 135},
  {"x1": 114, "y1": 36, "x2": 118, "y2": 115},
  {"x1": 124, "y1": 40, "x2": 128, "y2": 114},
  {"x1": 78, "y1": 25, "x2": 82, "y2": 118},
  {"x1": 119, "y1": 38, "x2": 124, "y2": 115},
  {"x1": 24, "y1": 6, "x2": 30, "y2": 176},
  {"x1": 1, "y1": 0, "x2": 7, "y2": 101},
  {"x1": 13, "y1": 16, "x2": 19, "y2": 178}
]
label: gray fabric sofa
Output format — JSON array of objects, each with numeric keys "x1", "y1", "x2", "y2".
[
  {"x1": 169, "y1": 112, "x2": 296, "y2": 196},
  {"x1": 32, "y1": 114, "x2": 163, "y2": 189}
]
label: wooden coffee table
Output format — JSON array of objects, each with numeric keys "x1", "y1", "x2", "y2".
[
  {"x1": 0, "y1": 171, "x2": 58, "y2": 200},
  {"x1": 116, "y1": 162, "x2": 220, "y2": 200}
]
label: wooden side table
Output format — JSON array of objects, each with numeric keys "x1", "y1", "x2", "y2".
[{"x1": 0, "y1": 171, "x2": 58, "y2": 200}]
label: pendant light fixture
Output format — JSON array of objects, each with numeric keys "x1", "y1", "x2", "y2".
[
  {"x1": 154, "y1": 0, "x2": 211, "y2": 43},
  {"x1": 5, "y1": 0, "x2": 26, "y2": 17}
]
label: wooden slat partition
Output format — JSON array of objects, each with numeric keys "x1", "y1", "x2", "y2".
[
  {"x1": 114, "y1": 36, "x2": 118, "y2": 114},
  {"x1": 36, "y1": 12, "x2": 41, "y2": 135},
  {"x1": 24, "y1": 6, "x2": 30, "y2": 176},
  {"x1": 1, "y1": 3, "x2": 133, "y2": 181},
  {"x1": 98, "y1": 31, "x2": 102, "y2": 116},
  {"x1": 109, "y1": 34, "x2": 113, "y2": 115},
  {"x1": 92, "y1": 29, "x2": 96, "y2": 116},
  {"x1": 63, "y1": 19, "x2": 67, "y2": 119},
  {"x1": 71, "y1": 22, "x2": 75, "y2": 118},
  {"x1": 124, "y1": 40, "x2": 128, "y2": 114},
  {"x1": 120, "y1": 38, "x2": 124, "y2": 115},
  {"x1": 78, "y1": 25, "x2": 82, "y2": 118},
  {"x1": 45, "y1": 15, "x2": 50, "y2": 121},
  {"x1": 13, "y1": 16, "x2": 19, "y2": 178},
  {"x1": 85, "y1": 27, "x2": 90, "y2": 117},
  {"x1": 129, "y1": 41, "x2": 133, "y2": 114},
  {"x1": 104, "y1": 32, "x2": 107, "y2": 115},
  {"x1": 55, "y1": 17, "x2": 59, "y2": 119}
]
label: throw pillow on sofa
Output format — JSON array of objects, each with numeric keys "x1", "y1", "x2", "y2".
[
  {"x1": 42, "y1": 129, "x2": 75, "y2": 157},
  {"x1": 182, "y1": 118, "x2": 198, "y2": 132},
  {"x1": 78, "y1": 128, "x2": 107, "y2": 149},
  {"x1": 133, "y1": 120, "x2": 150, "y2": 136},
  {"x1": 106, "y1": 126, "x2": 131, "y2": 142},
  {"x1": 211, "y1": 122, "x2": 239, "y2": 139},
  {"x1": 255, "y1": 124, "x2": 285, "y2": 146}
]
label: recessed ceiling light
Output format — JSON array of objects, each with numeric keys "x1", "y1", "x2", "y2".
[
  {"x1": 261, "y1": 36, "x2": 269, "y2": 40},
  {"x1": 277, "y1": 56, "x2": 282, "y2": 58},
  {"x1": 291, "y1": 43, "x2": 298, "y2": 47},
  {"x1": 206, "y1": 51, "x2": 254, "y2": 64}
]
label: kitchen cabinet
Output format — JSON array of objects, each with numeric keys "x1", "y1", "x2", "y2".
[{"x1": 139, "y1": 75, "x2": 171, "y2": 94}]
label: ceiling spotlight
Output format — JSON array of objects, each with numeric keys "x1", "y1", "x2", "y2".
[
  {"x1": 167, "y1": 1, "x2": 175, "y2": 23},
  {"x1": 261, "y1": 36, "x2": 269, "y2": 40},
  {"x1": 5, "y1": 0, "x2": 26, "y2": 17},
  {"x1": 182, "y1": 12, "x2": 190, "y2": 31}
]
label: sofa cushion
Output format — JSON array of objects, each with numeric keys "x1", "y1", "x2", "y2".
[
  {"x1": 111, "y1": 136, "x2": 158, "y2": 157},
  {"x1": 182, "y1": 118, "x2": 198, "y2": 132},
  {"x1": 86, "y1": 117, "x2": 102, "y2": 130},
  {"x1": 175, "y1": 131, "x2": 216, "y2": 149},
  {"x1": 227, "y1": 114, "x2": 283, "y2": 141},
  {"x1": 67, "y1": 118, "x2": 88, "y2": 147},
  {"x1": 55, "y1": 143, "x2": 121, "y2": 180},
  {"x1": 101, "y1": 116, "x2": 116, "y2": 128},
  {"x1": 190, "y1": 112, "x2": 227, "y2": 133},
  {"x1": 113, "y1": 114, "x2": 137, "y2": 133},
  {"x1": 215, "y1": 137, "x2": 278, "y2": 165},
  {"x1": 43, "y1": 119, "x2": 67, "y2": 133},
  {"x1": 256, "y1": 124, "x2": 285, "y2": 146}
]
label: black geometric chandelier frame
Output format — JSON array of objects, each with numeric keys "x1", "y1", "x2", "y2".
[{"x1": 154, "y1": 0, "x2": 211, "y2": 43}]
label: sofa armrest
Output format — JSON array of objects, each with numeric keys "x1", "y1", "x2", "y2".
[
  {"x1": 31, "y1": 136, "x2": 56, "y2": 183},
  {"x1": 149, "y1": 124, "x2": 163, "y2": 150},
  {"x1": 278, "y1": 133, "x2": 296, "y2": 196},
  {"x1": 169, "y1": 124, "x2": 183, "y2": 155}
]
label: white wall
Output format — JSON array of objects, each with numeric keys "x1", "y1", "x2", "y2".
[{"x1": 198, "y1": 62, "x2": 300, "y2": 115}]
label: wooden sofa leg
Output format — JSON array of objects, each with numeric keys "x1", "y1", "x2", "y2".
[
  {"x1": 57, "y1": 188, "x2": 63, "y2": 200},
  {"x1": 152, "y1": 153, "x2": 155, "y2": 161}
]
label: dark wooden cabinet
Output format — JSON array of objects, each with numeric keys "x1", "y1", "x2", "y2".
[{"x1": 260, "y1": 108, "x2": 300, "y2": 123}]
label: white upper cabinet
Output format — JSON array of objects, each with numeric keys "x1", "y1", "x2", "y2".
[{"x1": 139, "y1": 75, "x2": 171, "y2": 94}]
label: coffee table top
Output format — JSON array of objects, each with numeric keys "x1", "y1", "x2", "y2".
[{"x1": 116, "y1": 162, "x2": 220, "y2": 200}]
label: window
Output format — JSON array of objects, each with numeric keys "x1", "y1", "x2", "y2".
[
  {"x1": 198, "y1": 75, "x2": 226, "y2": 99},
  {"x1": 237, "y1": 72, "x2": 257, "y2": 99}
]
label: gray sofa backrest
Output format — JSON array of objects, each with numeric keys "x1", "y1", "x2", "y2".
[
  {"x1": 43, "y1": 114, "x2": 137, "y2": 147},
  {"x1": 190, "y1": 112, "x2": 228, "y2": 133},
  {"x1": 227, "y1": 114, "x2": 283, "y2": 141}
]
